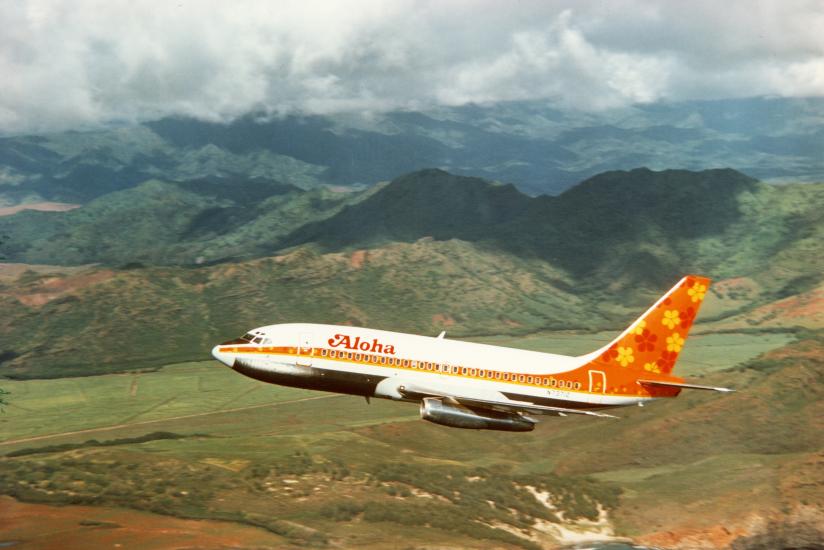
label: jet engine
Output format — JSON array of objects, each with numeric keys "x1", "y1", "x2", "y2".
[{"x1": 419, "y1": 397, "x2": 535, "y2": 432}]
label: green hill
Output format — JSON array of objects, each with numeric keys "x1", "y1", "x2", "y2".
[
  {"x1": 282, "y1": 169, "x2": 533, "y2": 247},
  {"x1": 0, "y1": 176, "x2": 367, "y2": 266},
  {"x1": 0, "y1": 240, "x2": 590, "y2": 379},
  {"x1": 1, "y1": 167, "x2": 823, "y2": 379},
  {"x1": 286, "y1": 167, "x2": 824, "y2": 296}
]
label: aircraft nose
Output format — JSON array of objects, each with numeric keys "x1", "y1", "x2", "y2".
[{"x1": 211, "y1": 345, "x2": 233, "y2": 367}]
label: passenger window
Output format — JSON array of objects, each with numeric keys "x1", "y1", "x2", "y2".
[
  {"x1": 380, "y1": 357, "x2": 386, "y2": 364},
  {"x1": 527, "y1": 376, "x2": 533, "y2": 384},
  {"x1": 519, "y1": 375, "x2": 525, "y2": 382},
  {"x1": 504, "y1": 373, "x2": 510, "y2": 381},
  {"x1": 574, "y1": 382, "x2": 581, "y2": 390},
  {"x1": 321, "y1": 349, "x2": 327, "y2": 356},
  {"x1": 495, "y1": 371, "x2": 501, "y2": 379},
  {"x1": 470, "y1": 369, "x2": 477, "y2": 376}
]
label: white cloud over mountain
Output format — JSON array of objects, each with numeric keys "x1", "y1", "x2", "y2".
[{"x1": 2, "y1": 0, "x2": 823, "y2": 134}]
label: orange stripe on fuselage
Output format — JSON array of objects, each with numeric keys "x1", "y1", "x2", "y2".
[{"x1": 219, "y1": 345, "x2": 666, "y2": 398}]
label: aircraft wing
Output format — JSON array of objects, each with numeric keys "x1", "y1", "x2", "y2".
[{"x1": 397, "y1": 384, "x2": 617, "y2": 419}]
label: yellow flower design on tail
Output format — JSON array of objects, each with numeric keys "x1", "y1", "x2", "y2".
[
  {"x1": 662, "y1": 309, "x2": 681, "y2": 329},
  {"x1": 687, "y1": 282, "x2": 707, "y2": 302},
  {"x1": 616, "y1": 346, "x2": 635, "y2": 367},
  {"x1": 666, "y1": 333, "x2": 685, "y2": 353}
]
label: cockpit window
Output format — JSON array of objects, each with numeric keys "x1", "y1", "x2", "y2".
[
  {"x1": 220, "y1": 332, "x2": 256, "y2": 346},
  {"x1": 252, "y1": 337, "x2": 263, "y2": 344}
]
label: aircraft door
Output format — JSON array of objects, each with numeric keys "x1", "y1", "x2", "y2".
[
  {"x1": 588, "y1": 370, "x2": 606, "y2": 404},
  {"x1": 296, "y1": 332, "x2": 313, "y2": 367}
]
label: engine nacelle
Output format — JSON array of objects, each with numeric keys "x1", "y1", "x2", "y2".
[{"x1": 420, "y1": 397, "x2": 535, "y2": 432}]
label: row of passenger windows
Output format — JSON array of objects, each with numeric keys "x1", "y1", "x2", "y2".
[{"x1": 317, "y1": 348, "x2": 582, "y2": 390}]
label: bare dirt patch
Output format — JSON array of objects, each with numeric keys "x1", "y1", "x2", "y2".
[
  {"x1": 0, "y1": 202, "x2": 80, "y2": 217},
  {"x1": 0, "y1": 263, "x2": 88, "y2": 284},
  {"x1": 0, "y1": 496, "x2": 285, "y2": 549},
  {"x1": 431, "y1": 313, "x2": 455, "y2": 327},
  {"x1": 11, "y1": 269, "x2": 115, "y2": 307},
  {"x1": 349, "y1": 249, "x2": 367, "y2": 269}
]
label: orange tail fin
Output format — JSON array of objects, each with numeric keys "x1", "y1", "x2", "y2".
[{"x1": 580, "y1": 275, "x2": 711, "y2": 377}]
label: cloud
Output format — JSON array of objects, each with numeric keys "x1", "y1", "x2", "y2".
[{"x1": 1, "y1": 0, "x2": 822, "y2": 135}]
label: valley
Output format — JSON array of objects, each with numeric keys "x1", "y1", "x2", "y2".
[
  {"x1": 1, "y1": 327, "x2": 818, "y2": 549},
  {"x1": 1, "y1": 165, "x2": 822, "y2": 548}
]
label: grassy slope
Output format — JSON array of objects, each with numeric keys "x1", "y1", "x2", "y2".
[
  {"x1": 290, "y1": 169, "x2": 824, "y2": 296},
  {"x1": 0, "y1": 332, "x2": 820, "y2": 548},
  {"x1": 0, "y1": 239, "x2": 590, "y2": 379},
  {"x1": 3, "y1": 168, "x2": 823, "y2": 293}
]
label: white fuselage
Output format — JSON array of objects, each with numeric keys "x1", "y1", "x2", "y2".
[{"x1": 212, "y1": 323, "x2": 650, "y2": 411}]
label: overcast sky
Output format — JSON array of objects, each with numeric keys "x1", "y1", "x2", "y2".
[{"x1": 2, "y1": 0, "x2": 823, "y2": 135}]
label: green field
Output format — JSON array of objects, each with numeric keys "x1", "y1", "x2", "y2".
[{"x1": 1, "y1": 329, "x2": 816, "y2": 549}]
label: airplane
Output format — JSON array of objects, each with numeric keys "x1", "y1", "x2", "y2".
[{"x1": 211, "y1": 275, "x2": 733, "y2": 431}]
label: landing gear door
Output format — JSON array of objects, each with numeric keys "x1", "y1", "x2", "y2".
[{"x1": 297, "y1": 332, "x2": 313, "y2": 367}]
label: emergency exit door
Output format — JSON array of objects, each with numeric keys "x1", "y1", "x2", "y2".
[{"x1": 297, "y1": 333, "x2": 313, "y2": 367}]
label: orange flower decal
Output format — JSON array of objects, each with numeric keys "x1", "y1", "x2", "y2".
[
  {"x1": 687, "y1": 282, "x2": 707, "y2": 302},
  {"x1": 616, "y1": 346, "x2": 635, "y2": 367},
  {"x1": 600, "y1": 346, "x2": 618, "y2": 362},
  {"x1": 681, "y1": 306, "x2": 696, "y2": 329},
  {"x1": 658, "y1": 351, "x2": 678, "y2": 372},
  {"x1": 666, "y1": 333, "x2": 685, "y2": 353},
  {"x1": 635, "y1": 329, "x2": 657, "y2": 352},
  {"x1": 662, "y1": 309, "x2": 681, "y2": 329}
]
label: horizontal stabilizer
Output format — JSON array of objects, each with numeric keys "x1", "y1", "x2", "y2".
[{"x1": 638, "y1": 379, "x2": 735, "y2": 393}]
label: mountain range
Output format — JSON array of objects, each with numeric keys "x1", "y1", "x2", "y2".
[{"x1": 1, "y1": 96, "x2": 823, "y2": 204}]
